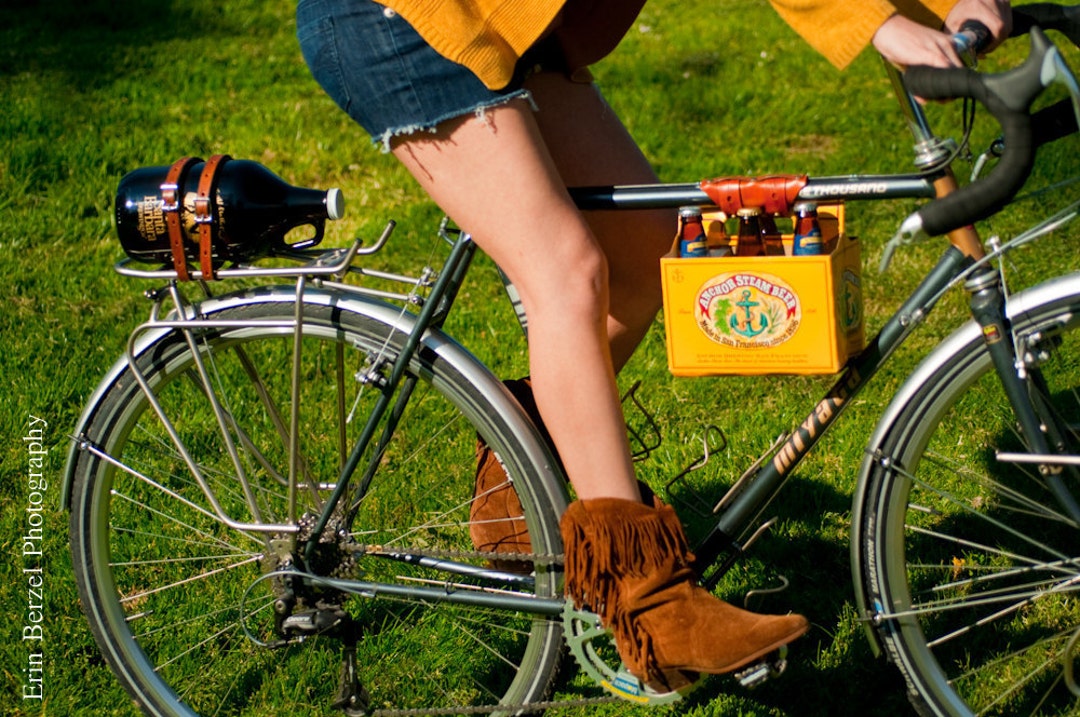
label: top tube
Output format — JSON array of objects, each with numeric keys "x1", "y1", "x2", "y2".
[{"x1": 568, "y1": 174, "x2": 937, "y2": 212}]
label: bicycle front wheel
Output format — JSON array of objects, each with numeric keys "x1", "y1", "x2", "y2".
[
  {"x1": 68, "y1": 289, "x2": 565, "y2": 717},
  {"x1": 859, "y1": 277, "x2": 1080, "y2": 716}
]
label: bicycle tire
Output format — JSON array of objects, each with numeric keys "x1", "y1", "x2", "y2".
[
  {"x1": 858, "y1": 277, "x2": 1080, "y2": 716},
  {"x1": 69, "y1": 289, "x2": 566, "y2": 717}
]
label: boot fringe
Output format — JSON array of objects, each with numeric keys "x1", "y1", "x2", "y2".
[{"x1": 561, "y1": 499, "x2": 692, "y2": 682}]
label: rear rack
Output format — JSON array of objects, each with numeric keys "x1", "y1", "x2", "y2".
[{"x1": 112, "y1": 219, "x2": 450, "y2": 307}]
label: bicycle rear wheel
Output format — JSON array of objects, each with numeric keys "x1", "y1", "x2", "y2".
[
  {"x1": 69, "y1": 289, "x2": 565, "y2": 717},
  {"x1": 859, "y1": 277, "x2": 1080, "y2": 716}
]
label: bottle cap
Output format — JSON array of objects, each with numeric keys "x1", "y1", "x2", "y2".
[
  {"x1": 326, "y1": 188, "x2": 345, "y2": 221},
  {"x1": 324, "y1": 185, "x2": 345, "y2": 220}
]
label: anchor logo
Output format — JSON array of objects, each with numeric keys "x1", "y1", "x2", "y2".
[
  {"x1": 694, "y1": 271, "x2": 801, "y2": 348},
  {"x1": 731, "y1": 290, "x2": 769, "y2": 338}
]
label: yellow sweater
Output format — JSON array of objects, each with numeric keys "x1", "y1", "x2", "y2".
[
  {"x1": 386, "y1": 0, "x2": 960, "y2": 90},
  {"x1": 770, "y1": 0, "x2": 960, "y2": 70}
]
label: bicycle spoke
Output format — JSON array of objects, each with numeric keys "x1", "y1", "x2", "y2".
[
  {"x1": 862, "y1": 288, "x2": 1080, "y2": 716},
  {"x1": 71, "y1": 299, "x2": 563, "y2": 714}
]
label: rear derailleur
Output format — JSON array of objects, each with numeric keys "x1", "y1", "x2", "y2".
[{"x1": 265, "y1": 515, "x2": 370, "y2": 716}]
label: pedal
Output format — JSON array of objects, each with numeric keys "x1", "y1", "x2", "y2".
[{"x1": 734, "y1": 646, "x2": 788, "y2": 689}]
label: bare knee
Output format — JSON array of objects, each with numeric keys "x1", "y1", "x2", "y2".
[{"x1": 514, "y1": 240, "x2": 611, "y2": 332}]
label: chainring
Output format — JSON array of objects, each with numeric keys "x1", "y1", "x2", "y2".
[{"x1": 562, "y1": 601, "x2": 693, "y2": 706}]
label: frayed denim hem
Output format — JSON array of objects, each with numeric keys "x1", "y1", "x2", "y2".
[{"x1": 374, "y1": 89, "x2": 537, "y2": 152}]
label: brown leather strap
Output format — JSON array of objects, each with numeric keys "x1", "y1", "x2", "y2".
[
  {"x1": 699, "y1": 175, "x2": 809, "y2": 216},
  {"x1": 194, "y1": 154, "x2": 231, "y2": 280},
  {"x1": 161, "y1": 156, "x2": 200, "y2": 281}
]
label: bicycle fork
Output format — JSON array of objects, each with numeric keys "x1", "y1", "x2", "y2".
[{"x1": 966, "y1": 264, "x2": 1080, "y2": 522}]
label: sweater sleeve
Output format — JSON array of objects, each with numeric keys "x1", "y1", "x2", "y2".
[{"x1": 769, "y1": 0, "x2": 958, "y2": 69}]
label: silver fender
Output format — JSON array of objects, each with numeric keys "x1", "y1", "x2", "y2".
[
  {"x1": 849, "y1": 270, "x2": 1080, "y2": 654},
  {"x1": 62, "y1": 285, "x2": 568, "y2": 525}
]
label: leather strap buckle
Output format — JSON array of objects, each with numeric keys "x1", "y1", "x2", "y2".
[
  {"x1": 193, "y1": 196, "x2": 214, "y2": 223},
  {"x1": 161, "y1": 156, "x2": 201, "y2": 282},
  {"x1": 160, "y1": 183, "x2": 181, "y2": 212},
  {"x1": 195, "y1": 154, "x2": 231, "y2": 280}
]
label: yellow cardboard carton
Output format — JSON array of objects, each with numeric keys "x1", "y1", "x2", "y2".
[{"x1": 660, "y1": 204, "x2": 863, "y2": 376}]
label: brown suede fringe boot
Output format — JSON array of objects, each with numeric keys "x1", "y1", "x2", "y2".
[
  {"x1": 470, "y1": 379, "x2": 655, "y2": 567},
  {"x1": 469, "y1": 379, "x2": 546, "y2": 564},
  {"x1": 561, "y1": 497, "x2": 809, "y2": 691}
]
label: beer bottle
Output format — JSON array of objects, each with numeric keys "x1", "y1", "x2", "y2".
[
  {"x1": 735, "y1": 207, "x2": 765, "y2": 257},
  {"x1": 678, "y1": 206, "x2": 708, "y2": 258},
  {"x1": 705, "y1": 212, "x2": 733, "y2": 257},
  {"x1": 115, "y1": 158, "x2": 344, "y2": 266},
  {"x1": 760, "y1": 211, "x2": 785, "y2": 256},
  {"x1": 792, "y1": 202, "x2": 823, "y2": 256}
]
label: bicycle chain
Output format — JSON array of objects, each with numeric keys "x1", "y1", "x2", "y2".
[{"x1": 368, "y1": 695, "x2": 623, "y2": 716}]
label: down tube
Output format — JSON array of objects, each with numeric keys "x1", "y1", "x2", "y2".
[{"x1": 693, "y1": 246, "x2": 975, "y2": 575}]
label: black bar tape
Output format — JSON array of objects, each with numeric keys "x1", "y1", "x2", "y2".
[{"x1": 904, "y1": 65, "x2": 1035, "y2": 235}]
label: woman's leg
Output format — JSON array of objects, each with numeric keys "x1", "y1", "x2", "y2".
[
  {"x1": 522, "y1": 70, "x2": 674, "y2": 372},
  {"x1": 391, "y1": 98, "x2": 640, "y2": 502},
  {"x1": 392, "y1": 86, "x2": 809, "y2": 691}
]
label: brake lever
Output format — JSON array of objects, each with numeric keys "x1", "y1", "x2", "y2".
[
  {"x1": 970, "y1": 137, "x2": 1005, "y2": 182},
  {"x1": 1043, "y1": 44, "x2": 1080, "y2": 130}
]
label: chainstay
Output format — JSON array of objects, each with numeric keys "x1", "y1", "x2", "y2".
[
  {"x1": 350, "y1": 545, "x2": 595, "y2": 716},
  {"x1": 356, "y1": 544, "x2": 565, "y2": 566},
  {"x1": 370, "y1": 694, "x2": 624, "y2": 716},
  {"x1": 328, "y1": 544, "x2": 584, "y2": 715}
]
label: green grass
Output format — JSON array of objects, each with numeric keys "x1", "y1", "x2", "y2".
[{"x1": 3, "y1": 0, "x2": 1080, "y2": 715}]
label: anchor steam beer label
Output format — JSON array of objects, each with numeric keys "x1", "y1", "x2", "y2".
[{"x1": 694, "y1": 272, "x2": 801, "y2": 348}]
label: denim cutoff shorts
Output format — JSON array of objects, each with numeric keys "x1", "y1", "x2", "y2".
[{"x1": 297, "y1": 0, "x2": 541, "y2": 150}]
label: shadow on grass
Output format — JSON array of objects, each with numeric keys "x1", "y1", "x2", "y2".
[
  {"x1": 689, "y1": 475, "x2": 916, "y2": 716},
  {"x1": 0, "y1": 0, "x2": 254, "y2": 83},
  {"x1": 547, "y1": 470, "x2": 920, "y2": 715}
]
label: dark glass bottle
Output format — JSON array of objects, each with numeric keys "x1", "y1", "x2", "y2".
[
  {"x1": 678, "y1": 206, "x2": 708, "y2": 258},
  {"x1": 115, "y1": 158, "x2": 344, "y2": 266},
  {"x1": 759, "y1": 211, "x2": 785, "y2": 256},
  {"x1": 735, "y1": 207, "x2": 765, "y2": 257},
  {"x1": 705, "y1": 211, "x2": 732, "y2": 256},
  {"x1": 792, "y1": 202, "x2": 824, "y2": 256}
]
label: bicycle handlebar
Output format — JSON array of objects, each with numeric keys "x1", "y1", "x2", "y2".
[{"x1": 903, "y1": 28, "x2": 1055, "y2": 236}]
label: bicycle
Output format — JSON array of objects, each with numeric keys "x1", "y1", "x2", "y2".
[{"x1": 62, "y1": 6, "x2": 1080, "y2": 716}]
